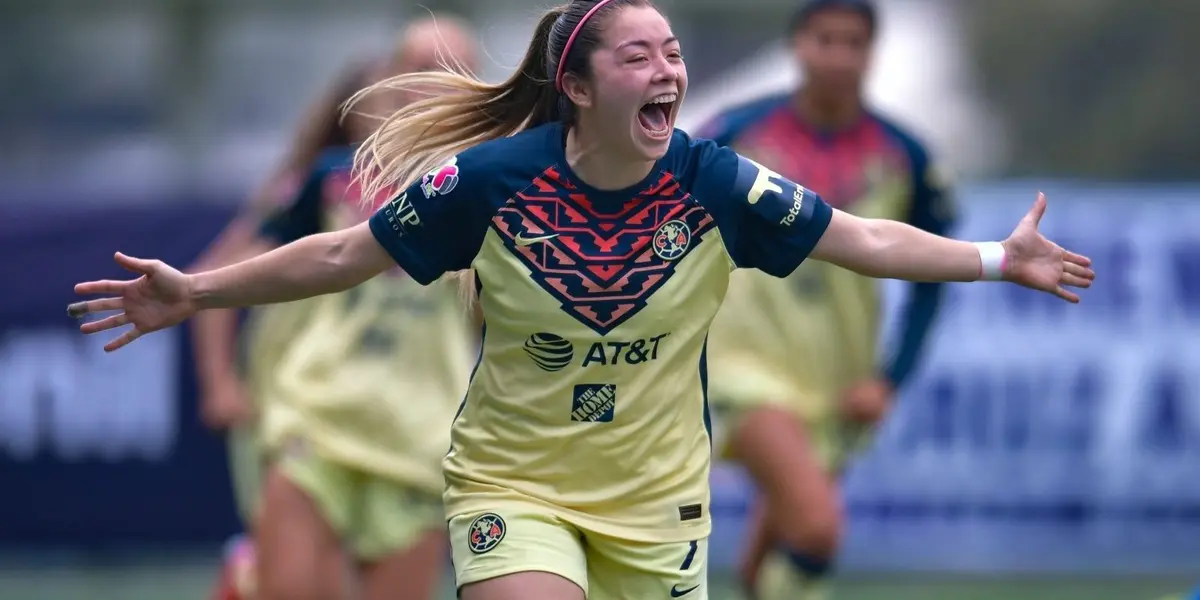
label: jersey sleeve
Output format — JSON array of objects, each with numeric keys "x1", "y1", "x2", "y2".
[
  {"x1": 694, "y1": 141, "x2": 833, "y2": 277},
  {"x1": 367, "y1": 154, "x2": 490, "y2": 285},
  {"x1": 259, "y1": 168, "x2": 325, "y2": 245},
  {"x1": 880, "y1": 149, "x2": 957, "y2": 388},
  {"x1": 907, "y1": 152, "x2": 956, "y2": 236}
]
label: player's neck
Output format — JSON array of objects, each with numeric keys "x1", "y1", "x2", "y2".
[
  {"x1": 794, "y1": 87, "x2": 864, "y2": 132},
  {"x1": 564, "y1": 124, "x2": 656, "y2": 191}
]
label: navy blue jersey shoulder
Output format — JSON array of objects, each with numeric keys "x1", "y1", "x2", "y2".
[
  {"x1": 260, "y1": 146, "x2": 356, "y2": 244},
  {"x1": 869, "y1": 111, "x2": 931, "y2": 180},
  {"x1": 694, "y1": 93, "x2": 790, "y2": 147},
  {"x1": 666, "y1": 129, "x2": 832, "y2": 278},
  {"x1": 864, "y1": 110, "x2": 957, "y2": 232},
  {"x1": 660, "y1": 129, "x2": 717, "y2": 188},
  {"x1": 367, "y1": 124, "x2": 562, "y2": 285}
]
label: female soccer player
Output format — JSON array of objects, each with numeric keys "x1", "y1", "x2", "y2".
[
  {"x1": 698, "y1": 1, "x2": 951, "y2": 597},
  {"x1": 70, "y1": 2, "x2": 1093, "y2": 599},
  {"x1": 195, "y1": 12, "x2": 479, "y2": 454},
  {"x1": 240, "y1": 145, "x2": 476, "y2": 600},
  {"x1": 195, "y1": 15, "x2": 479, "y2": 600}
]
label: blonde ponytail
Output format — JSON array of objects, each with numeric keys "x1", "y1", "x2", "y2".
[
  {"x1": 344, "y1": 8, "x2": 566, "y2": 311},
  {"x1": 348, "y1": 8, "x2": 566, "y2": 205}
]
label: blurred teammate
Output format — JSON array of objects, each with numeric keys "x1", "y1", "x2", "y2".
[
  {"x1": 699, "y1": 1, "x2": 953, "y2": 597},
  {"x1": 247, "y1": 145, "x2": 475, "y2": 600},
  {"x1": 195, "y1": 15, "x2": 480, "y2": 600},
  {"x1": 70, "y1": 1, "x2": 1092, "y2": 599}
]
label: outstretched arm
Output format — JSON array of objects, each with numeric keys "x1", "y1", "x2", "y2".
[
  {"x1": 70, "y1": 221, "x2": 393, "y2": 352},
  {"x1": 706, "y1": 147, "x2": 1092, "y2": 308},
  {"x1": 192, "y1": 221, "x2": 392, "y2": 309},
  {"x1": 812, "y1": 210, "x2": 980, "y2": 281},
  {"x1": 810, "y1": 193, "x2": 1094, "y2": 302}
]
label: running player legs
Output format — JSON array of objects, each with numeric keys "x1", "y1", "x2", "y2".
[
  {"x1": 358, "y1": 530, "x2": 448, "y2": 600},
  {"x1": 729, "y1": 407, "x2": 841, "y2": 599},
  {"x1": 263, "y1": 433, "x2": 454, "y2": 600},
  {"x1": 256, "y1": 466, "x2": 347, "y2": 600}
]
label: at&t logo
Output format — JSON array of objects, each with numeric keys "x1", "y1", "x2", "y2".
[{"x1": 523, "y1": 332, "x2": 574, "y2": 372}]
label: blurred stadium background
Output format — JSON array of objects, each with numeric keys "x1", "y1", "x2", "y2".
[{"x1": 2, "y1": 0, "x2": 1199, "y2": 598}]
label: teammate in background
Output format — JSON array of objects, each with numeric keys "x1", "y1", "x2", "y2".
[
  {"x1": 194, "y1": 15, "x2": 479, "y2": 600},
  {"x1": 240, "y1": 144, "x2": 475, "y2": 600},
  {"x1": 698, "y1": 1, "x2": 951, "y2": 597},
  {"x1": 70, "y1": 2, "x2": 1093, "y2": 599}
]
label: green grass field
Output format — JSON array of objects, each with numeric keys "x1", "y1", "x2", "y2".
[{"x1": 0, "y1": 557, "x2": 1191, "y2": 600}]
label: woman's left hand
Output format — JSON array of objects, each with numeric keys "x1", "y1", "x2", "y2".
[{"x1": 1001, "y1": 193, "x2": 1095, "y2": 302}]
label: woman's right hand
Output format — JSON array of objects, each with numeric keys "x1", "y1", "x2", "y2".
[{"x1": 69, "y1": 252, "x2": 197, "y2": 352}]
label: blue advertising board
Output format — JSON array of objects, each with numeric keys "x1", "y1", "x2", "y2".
[
  {"x1": 843, "y1": 183, "x2": 1200, "y2": 572},
  {"x1": 0, "y1": 204, "x2": 243, "y2": 546}
]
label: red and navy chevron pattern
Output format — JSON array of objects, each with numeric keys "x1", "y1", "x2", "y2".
[{"x1": 492, "y1": 166, "x2": 716, "y2": 335}]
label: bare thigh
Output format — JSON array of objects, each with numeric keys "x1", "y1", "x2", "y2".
[
  {"x1": 460, "y1": 571, "x2": 585, "y2": 600},
  {"x1": 256, "y1": 465, "x2": 348, "y2": 600},
  {"x1": 730, "y1": 406, "x2": 843, "y2": 556},
  {"x1": 358, "y1": 528, "x2": 448, "y2": 600}
]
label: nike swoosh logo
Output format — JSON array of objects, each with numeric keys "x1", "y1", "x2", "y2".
[
  {"x1": 670, "y1": 584, "x2": 700, "y2": 597},
  {"x1": 514, "y1": 232, "x2": 559, "y2": 246}
]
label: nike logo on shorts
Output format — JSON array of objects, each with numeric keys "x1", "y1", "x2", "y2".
[
  {"x1": 514, "y1": 232, "x2": 559, "y2": 246},
  {"x1": 670, "y1": 583, "x2": 700, "y2": 597}
]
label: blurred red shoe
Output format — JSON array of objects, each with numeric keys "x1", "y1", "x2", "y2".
[{"x1": 211, "y1": 535, "x2": 256, "y2": 600}]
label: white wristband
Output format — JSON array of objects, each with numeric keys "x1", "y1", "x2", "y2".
[{"x1": 974, "y1": 241, "x2": 1007, "y2": 281}]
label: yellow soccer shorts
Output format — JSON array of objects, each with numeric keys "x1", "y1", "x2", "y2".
[
  {"x1": 708, "y1": 369, "x2": 871, "y2": 474},
  {"x1": 448, "y1": 505, "x2": 708, "y2": 599},
  {"x1": 278, "y1": 440, "x2": 445, "y2": 561}
]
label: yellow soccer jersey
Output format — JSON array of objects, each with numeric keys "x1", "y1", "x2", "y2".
[
  {"x1": 367, "y1": 122, "x2": 834, "y2": 542},
  {"x1": 254, "y1": 147, "x2": 476, "y2": 494},
  {"x1": 260, "y1": 275, "x2": 474, "y2": 494},
  {"x1": 700, "y1": 98, "x2": 956, "y2": 417},
  {"x1": 237, "y1": 300, "x2": 316, "y2": 408}
]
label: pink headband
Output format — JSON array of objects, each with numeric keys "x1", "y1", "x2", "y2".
[{"x1": 554, "y1": 0, "x2": 615, "y2": 92}]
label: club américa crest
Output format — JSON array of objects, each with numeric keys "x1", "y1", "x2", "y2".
[
  {"x1": 653, "y1": 219, "x2": 691, "y2": 261},
  {"x1": 421, "y1": 157, "x2": 460, "y2": 198},
  {"x1": 467, "y1": 513, "x2": 506, "y2": 554}
]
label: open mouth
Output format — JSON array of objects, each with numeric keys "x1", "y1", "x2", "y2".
[{"x1": 637, "y1": 93, "x2": 678, "y2": 138}]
